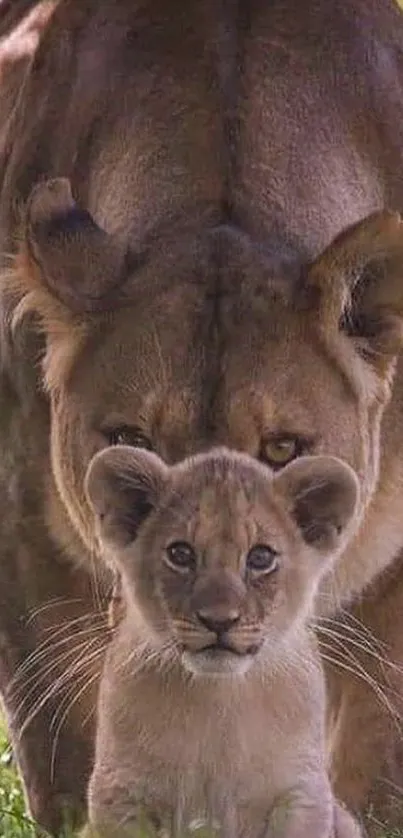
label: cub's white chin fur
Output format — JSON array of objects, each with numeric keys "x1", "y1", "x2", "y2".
[{"x1": 181, "y1": 648, "x2": 254, "y2": 677}]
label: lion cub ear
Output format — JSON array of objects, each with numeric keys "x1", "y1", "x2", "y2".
[
  {"x1": 85, "y1": 447, "x2": 168, "y2": 548},
  {"x1": 273, "y1": 456, "x2": 359, "y2": 555}
]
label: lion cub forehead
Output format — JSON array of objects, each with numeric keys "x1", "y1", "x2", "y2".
[
  {"x1": 160, "y1": 450, "x2": 291, "y2": 554},
  {"x1": 169, "y1": 449, "x2": 278, "y2": 516},
  {"x1": 172, "y1": 449, "x2": 273, "y2": 491}
]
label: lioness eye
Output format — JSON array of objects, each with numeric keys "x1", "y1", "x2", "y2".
[
  {"x1": 246, "y1": 545, "x2": 279, "y2": 575},
  {"x1": 260, "y1": 435, "x2": 302, "y2": 469},
  {"x1": 165, "y1": 541, "x2": 196, "y2": 572},
  {"x1": 107, "y1": 425, "x2": 153, "y2": 450}
]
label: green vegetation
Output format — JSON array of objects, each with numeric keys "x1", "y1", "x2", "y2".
[{"x1": 0, "y1": 719, "x2": 38, "y2": 836}]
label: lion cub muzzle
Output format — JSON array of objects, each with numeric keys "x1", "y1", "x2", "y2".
[{"x1": 176, "y1": 571, "x2": 262, "y2": 676}]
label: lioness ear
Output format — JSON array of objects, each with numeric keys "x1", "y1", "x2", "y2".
[
  {"x1": 85, "y1": 446, "x2": 168, "y2": 548},
  {"x1": 273, "y1": 455, "x2": 359, "y2": 554},
  {"x1": 17, "y1": 177, "x2": 133, "y2": 317},
  {"x1": 304, "y1": 211, "x2": 403, "y2": 371}
]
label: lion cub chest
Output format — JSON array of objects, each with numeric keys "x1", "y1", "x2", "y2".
[{"x1": 89, "y1": 631, "x2": 324, "y2": 833}]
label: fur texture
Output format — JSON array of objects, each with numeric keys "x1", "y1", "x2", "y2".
[{"x1": 1, "y1": 0, "x2": 403, "y2": 831}]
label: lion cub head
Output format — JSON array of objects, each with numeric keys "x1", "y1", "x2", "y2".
[{"x1": 85, "y1": 447, "x2": 359, "y2": 676}]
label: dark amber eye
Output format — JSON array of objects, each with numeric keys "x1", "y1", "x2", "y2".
[
  {"x1": 165, "y1": 541, "x2": 196, "y2": 572},
  {"x1": 246, "y1": 545, "x2": 279, "y2": 575},
  {"x1": 107, "y1": 426, "x2": 152, "y2": 450},
  {"x1": 260, "y1": 436, "x2": 301, "y2": 469}
]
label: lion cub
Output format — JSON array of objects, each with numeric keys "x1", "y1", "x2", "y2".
[{"x1": 84, "y1": 446, "x2": 363, "y2": 838}]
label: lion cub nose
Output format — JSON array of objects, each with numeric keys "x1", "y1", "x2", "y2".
[{"x1": 196, "y1": 608, "x2": 240, "y2": 636}]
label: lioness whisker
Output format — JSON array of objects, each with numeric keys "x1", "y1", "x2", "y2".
[
  {"x1": 17, "y1": 657, "x2": 104, "y2": 743},
  {"x1": 319, "y1": 644, "x2": 402, "y2": 735},
  {"x1": 48, "y1": 643, "x2": 106, "y2": 740},
  {"x1": 81, "y1": 700, "x2": 96, "y2": 733},
  {"x1": 315, "y1": 623, "x2": 398, "y2": 679},
  {"x1": 317, "y1": 628, "x2": 393, "y2": 692},
  {"x1": 24, "y1": 596, "x2": 87, "y2": 625},
  {"x1": 14, "y1": 648, "x2": 94, "y2": 729},
  {"x1": 11, "y1": 637, "x2": 100, "y2": 703},
  {"x1": 50, "y1": 666, "x2": 102, "y2": 784},
  {"x1": 15, "y1": 636, "x2": 107, "y2": 734},
  {"x1": 11, "y1": 611, "x2": 108, "y2": 681},
  {"x1": 10, "y1": 622, "x2": 109, "y2": 689},
  {"x1": 49, "y1": 647, "x2": 104, "y2": 737},
  {"x1": 320, "y1": 612, "x2": 389, "y2": 653},
  {"x1": 40, "y1": 609, "x2": 109, "y2": 632},
  {"x1": 12, "y1": 627, "x2": 108, "y2": 702}
]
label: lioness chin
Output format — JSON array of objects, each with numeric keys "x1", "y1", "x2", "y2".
[{"x1": 82, "y1": 446, "x2": 363, "y2": 838}]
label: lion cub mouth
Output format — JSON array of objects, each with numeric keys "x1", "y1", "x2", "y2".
[{"x1": 181, "y1": 640, "x2": 260, "y2": 677}]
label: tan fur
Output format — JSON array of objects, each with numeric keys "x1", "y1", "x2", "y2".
[
  {"x1": 2, "y1": 0, "x2": 403, "y2": 831},
  {"x1": 84, "y1": 447, "x2": 362, "y2": 838}
]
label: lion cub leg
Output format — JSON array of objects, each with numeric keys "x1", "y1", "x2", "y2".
[
  {"x1": 266, "y1": 787, "x2": 363, "y2": 838},
  {"x1": 333, "y1": 802, "x2": 365, "y2": 838}
]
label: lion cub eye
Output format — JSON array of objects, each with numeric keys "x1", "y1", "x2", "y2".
[
  {"x1": 260, "y1": 435, "x2": 302, "y2": 469},
  {"x1": 107, "y1": 425, "x2": 153, "y2": 450},
  {"x1": 246, "y1": 545, "x2": 279, "y2": 575},
  {"x1": 165, "y1": 541, "x2": 197, "y2": 572}
]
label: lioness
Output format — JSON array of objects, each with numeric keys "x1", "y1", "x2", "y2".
[
  {"x1": 2, "y1": 0, "x2": 403, "y2": 832},
  {"x1": 84, "y1": 445, "x2": 362, "y2": 838}
]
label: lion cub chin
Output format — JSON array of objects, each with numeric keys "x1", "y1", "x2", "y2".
[{"x1": 84, "y1": 446, "x2": 363, "y2": 838}]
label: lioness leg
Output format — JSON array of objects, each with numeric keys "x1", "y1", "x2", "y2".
[
  {"x1": 0, "y1": 552, "x2": 109, "y2": 835},
  {"x1": 327, "y1": 669, "x2": 395, "y2": 815},
  {"x1": 0, "y1": 5, "x2": 99, "y2": 832},
  {"x1": 0, "y1": 371, "x2": 108, "y2": 830}
]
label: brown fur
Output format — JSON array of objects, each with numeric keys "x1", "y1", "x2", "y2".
[
  {"x1": 2, "y1": 0, "x2": 403, "y2": 832},
  {"x1": 84, "y1": 446, "x2": 362, "y2": 838}
]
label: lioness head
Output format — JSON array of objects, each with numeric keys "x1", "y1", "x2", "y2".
[
  {"x1": 85, "y1": 446, "x2": 359, "y2": 676},
  {"x1": 12, "y1": 178, "x2": 403, "y2": 608}
]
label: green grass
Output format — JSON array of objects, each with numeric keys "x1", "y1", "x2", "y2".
[
  {"x1": 0, "y1": 717, "x2": 402, "y2": 837},
  {"x1": 0, "y1": 720, "x2": 40, "y2": 836}
]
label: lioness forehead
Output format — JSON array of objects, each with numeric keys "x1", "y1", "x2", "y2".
[
  {"x1": 61, "y1": 225, "x2": 362, "y2": 480},
  {"x1": 78, "y1": 302, "x2": 358, "y2": 466}
]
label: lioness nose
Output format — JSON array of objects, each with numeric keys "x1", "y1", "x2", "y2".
[{"x1": 196, "y1": 609, "x2": 240, "y2": 635}]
